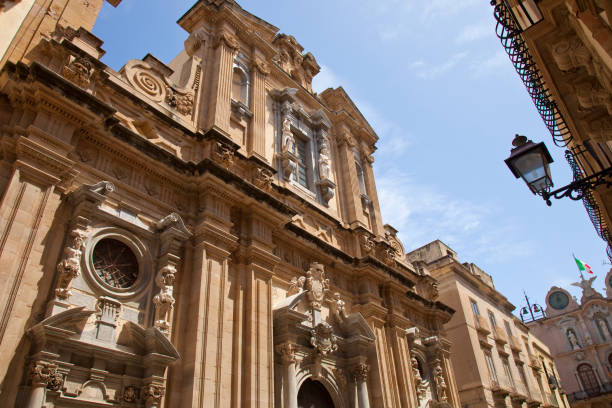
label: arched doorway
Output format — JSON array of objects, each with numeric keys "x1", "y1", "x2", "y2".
[
  {"x1": 577, "y1": 363, "x2": 600, "y2": 395},
  {"x1": 297, "y1": 379, "x2": 335, "y2": 408}
]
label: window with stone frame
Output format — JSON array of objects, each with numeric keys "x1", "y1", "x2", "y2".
[
  {"x1": 484, "y1": 351, "x2": 498, "y2": 384},
  {"x1": 231, "y1": 64, "x2": 249, "y2": 106},
  {"x1": 488, "y1": 310, "x2": 497, "y2": 329},
  {"x1": 502, "y1": 357, "x2": 516, "y2": 389},
  {"x1": 294, "y1": 137, "x2": 310, "y2": 189}
]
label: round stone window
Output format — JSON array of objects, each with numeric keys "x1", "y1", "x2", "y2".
[{"x1": 92, "y1": 238, "x2": 139, "y2": 289}]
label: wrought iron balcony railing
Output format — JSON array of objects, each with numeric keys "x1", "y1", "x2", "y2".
[
  {"x1": 566, "y1": 382, "x2": 612, "y2": 402},
  {"x1": 491, "y1": 0, "x2": 572, "y2": 147}
]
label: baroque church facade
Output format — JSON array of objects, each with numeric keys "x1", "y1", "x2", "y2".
[{"x1": 0, "y1": 0, "x2": 460, "y2": 407}]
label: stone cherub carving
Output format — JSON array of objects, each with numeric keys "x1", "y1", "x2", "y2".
[
  {"x1": 55, "y1": 228, "x2": 88, "y2": 299},
  {"x1": 153, "y1": 265, "x2": 176, "y2": 333}
]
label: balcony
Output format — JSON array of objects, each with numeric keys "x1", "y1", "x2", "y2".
[
  {"x1": 475, "y1": 315, "x2": 491, "y2": 334},
  {"x1": 493, "y1": 326, "x2": 508, "y2": 345},
  {"x1": 528, "y1": 355, "x2": 541, "y2": 370},
  {"x1": 491, "y1": 381, "x2": 512, "y2": 398},
  {"x1": 509, "y1": 335, "x2": 522, "y2": 352},
  {"x1": 567, "y1": 382, "x2": 612, "y2": 403}
]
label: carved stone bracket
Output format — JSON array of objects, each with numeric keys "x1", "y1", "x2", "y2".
[
  {"x1": 62, "y1": 55, "x2": 95, "y2": 88},
  {"x1": 253, "y1": 167, "x2": 274, "y2": 191},
  {"x1": 213, "y1": 142, "x2": 235, "y2": 168},
  {"x1": 123, "y1": 385, "x2": 139, "y2": 402}
]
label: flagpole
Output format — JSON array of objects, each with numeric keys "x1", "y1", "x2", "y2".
[{"x1": 573, "y1": 253, "x2": 585, "y2": 280}]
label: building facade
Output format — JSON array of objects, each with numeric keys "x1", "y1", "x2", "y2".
[
  {"x1": 526, "y1": 270, "x2": 612, "y2": 408},
  {"x1": 0, "y1": 1, "x2": 461, "y2": 407},
  {"x1": 407, "y1": 241, "x2": 568, "y2": 408},
  {"x1": 492, "y1": 0, "x2": 612, "y2": 261}
]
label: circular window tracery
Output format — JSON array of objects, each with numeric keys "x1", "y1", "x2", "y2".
[{"x1": 92, "y1": 238, "x2": 139, "y2": 289}]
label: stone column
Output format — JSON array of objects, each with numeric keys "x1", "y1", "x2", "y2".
[
  {"x1": 249, "y1": 57, "x2": 269, "y2": 160},
  {"x1": 278, "y1": 343, "x2": 298, "y2": 408},
  {"x1": 353, "y1": 363, "x2": 371, "y2": 408},
  {"x1": 207, "y1": 30, "x2": 240, "y2": 134}
]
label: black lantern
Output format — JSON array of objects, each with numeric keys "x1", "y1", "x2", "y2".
[{"x1": 505, "y1": 134, "x2": 554, "y2": 195}]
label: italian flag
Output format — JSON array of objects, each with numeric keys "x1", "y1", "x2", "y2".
[{"x1": 574, "y1": 256, "x2": 594, "y2": 274}]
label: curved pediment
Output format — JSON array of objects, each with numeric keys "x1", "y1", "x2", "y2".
[{"x1": 117, "y1": 321, "x2": 179, "y2": 360}]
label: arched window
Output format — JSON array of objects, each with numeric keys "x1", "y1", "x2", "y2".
[
  {"x1": 577, "y1": 363, "x2": 599, "y2": 395},
  {"x1": 231, "y1": 66, "x2": 249, "y2": 105}
]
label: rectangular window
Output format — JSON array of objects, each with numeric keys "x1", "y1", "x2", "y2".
[
  {"x1": 488, "y1": 311, "x2": 497, "y2": 329},
  {"x1": 518, "y1": 364, "x2": 529, "y2": 390},
  {"x1": 503, "y1": 358, "x2": 515, "y2": 389},
  {"x1": 505, "y1": 321, "x2": 514, "y2": 344},
  {"x1": 294, "y1": 138, "x2": 309, "y2": 188},
  {"x1": 471, "y1": 300, "x2": 480, "y2": 317},
  {"x1": 485, "y1": 351, "x2": 498, "y2": 383}
]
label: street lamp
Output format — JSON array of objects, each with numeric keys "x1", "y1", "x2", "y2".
[
  {"x1": 505, "y1": 134, "x2": 554, "y2": 195},
  {"x1": 505, "y1": 135, "x2": 612, "y2": 205}
]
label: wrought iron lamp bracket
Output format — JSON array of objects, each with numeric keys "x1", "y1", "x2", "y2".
[{"x1": 541, "y1": 167, "x2": 612, "y2": 206}]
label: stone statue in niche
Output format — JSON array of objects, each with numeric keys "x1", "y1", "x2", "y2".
[
  {"x1": 411, "y1": 357, "x2": 428, "y2": 402},
  {"x1": 282, "y1": 117, "x2": 295, "y2": 153},
  {"x1": 153, "y1": 265, "x2": 176, "y2": 333},
  {"x1": 318, "y1": 137, "x2": 331, "y2": 180},
  {"x1": 596, "y1": 317, "x2": 610, "y2": 339},
  {"x1": 433, "y1": 362, "x2": 448, "y2": 402},
  {"x1": 55, "y1": 229, "x2": 88, "y2": 299},
  {"x1": 567, "y1": 328, "x2": 581, "y2": 350}
]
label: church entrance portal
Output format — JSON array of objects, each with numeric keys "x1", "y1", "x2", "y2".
[{"x1": 297, "y1": 379, "x2": 335, "y2": 408}]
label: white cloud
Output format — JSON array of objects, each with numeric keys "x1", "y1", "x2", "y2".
[
  {"x1": 416, "y1": 51, "x2": 468, "y2": 80},
  {"x1": 312, "y1": 65, "x2": 342, "y2": 93},
  {"x1": 421, "y1": 0, "x2": 479, "y2": 21},
  {"x1": 456, "y1": 21, "x2": 492, "y2": 44},
  {"x1": 375, "y1": 170, "x2": 535, "y2": 265},
  {"x1": 469, "y1": 50, "x2": 508, "y2": 77}
]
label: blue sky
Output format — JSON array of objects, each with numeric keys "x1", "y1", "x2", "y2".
[{"x1": 93, "y1": 0, "x2": 609, "y2": 315}]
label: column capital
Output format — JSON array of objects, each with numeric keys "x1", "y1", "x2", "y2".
[
  {"x1": 252, "y1": 58, "x2": 271, "y2": 76},
  {"x1": 215, "y1": 31, "x2": 240, "y2": 51},
  {"x1": 29, "y1": 362, "x2": 63, "y2": 391},
  {"x1": 352, "y1": 363, "x2": 369, "y2": 382},
  {"x1": 142, "y1": 383, "x2": 165, "y2": 405},
  {"x1": 276, "y1": 343, "x2": 297, "y2": 364}
]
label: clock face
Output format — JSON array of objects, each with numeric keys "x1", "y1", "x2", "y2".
[
  {"x1": 92, "y1": 239, "x2": 139, "y2": 289},
  {"x1": 548, "y1": 291, "x2": 570, "y2": 310}
]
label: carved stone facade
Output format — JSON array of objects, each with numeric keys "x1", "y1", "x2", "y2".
[
  {"x1": 526, "y1": 271, "x2": 612, "y2": 408},
  {"x1": 0, "y1": 1, "x2": 458, "y2": 407},
  {"x1": 407, "y1": 240, "x2": 569, "y2": 408}
]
